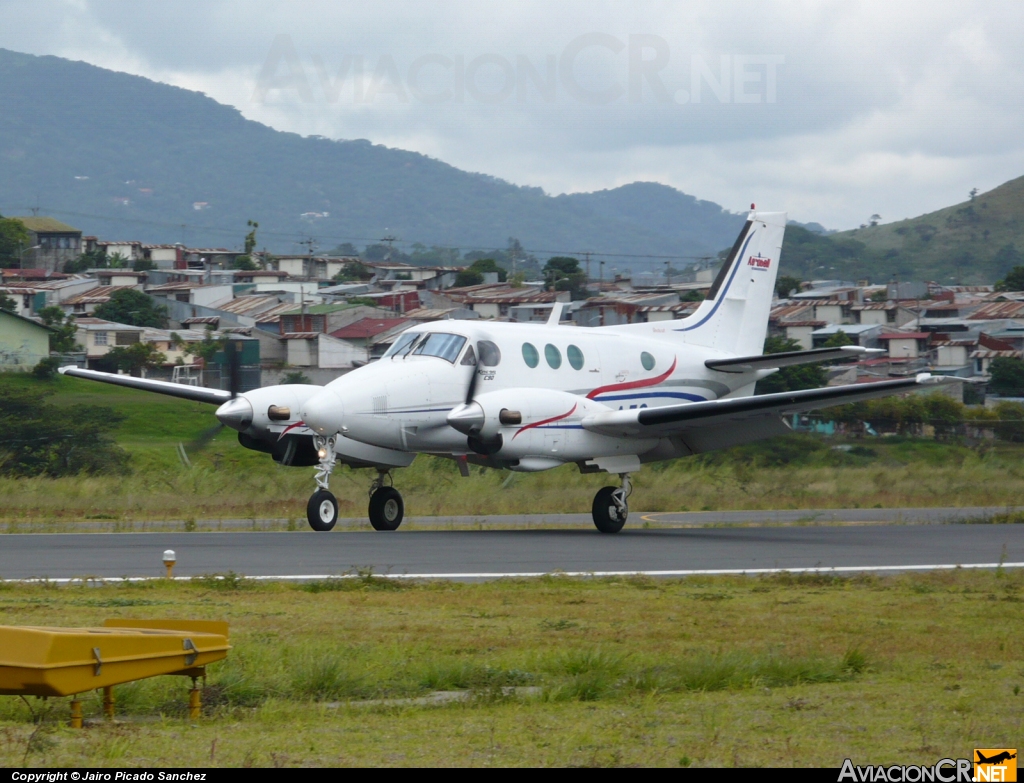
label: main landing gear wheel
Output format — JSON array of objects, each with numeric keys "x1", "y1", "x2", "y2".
[
  {"x1": 307, "y1": 489, "x2": 339, "y2": 532},
  {"x1": 592, "y1": 486, "x2": 628, "y2": 534},
  {"x1": 369, "y1": 486, "x2": 404, "y2": 531}
]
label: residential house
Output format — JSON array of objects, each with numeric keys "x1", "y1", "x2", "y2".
[
  {"x1": 61, "y1": 286, "x2": 139, "y2": 316},
  {"x1": 427, "y1": 283, "x2": 563, "y2": 319},
  {"x1": 0, "y1": 309, "x2": 52, "y2": 370},
  {"x1": 574, "y1": 293, "x2": 681, "y2": 327},
  {"x1": 72, "y1": 317, "x2": 145, "y2": 367},
  {"x1": 851, "y1": 302, "x2": 920, "y2": 327},
  {"x1": 12, "y1": 217, "x2": 82, "y2": 272},
  {"x1": 877, "y1": 331, "x2": 931, "y2": 359},
  {"x1": 810, "y1": 323, "x2": 884, "y2": 349},
  {"x1": 329, "y1": 317, "x2": 412, "y2": 360}
]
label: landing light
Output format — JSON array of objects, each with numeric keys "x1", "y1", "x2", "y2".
[{"x1": 317, "y1": 447, "x2": 328, "y2": 459}]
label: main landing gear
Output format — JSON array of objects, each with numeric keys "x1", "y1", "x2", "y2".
[
  {"x1": 591, "y1": 473, "x2": 631, "y2": 534},
  {"x1": 305, "y1": 436, "x2": 405, "y2": 532},
  {"x1": 368, "y1": 471, "x2": 403, "y2": 531}
]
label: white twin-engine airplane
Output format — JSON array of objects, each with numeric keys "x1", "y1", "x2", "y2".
[{"x1": 61, "y1": 211, "x2": 956, "y2": 533}]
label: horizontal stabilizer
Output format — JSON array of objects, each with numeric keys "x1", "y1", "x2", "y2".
[
  {"x1": 705, "y1": 346, "x2": 884, "y2": 373},
  {"x1": 59, "y1": 366, "x2": 232, "y2": 404}
]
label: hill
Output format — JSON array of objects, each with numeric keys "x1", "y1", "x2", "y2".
[
  {"x1": 0, "y1": 48, "x2": 744, "y2": 265},
  {"x1": 813, "y1": 177, "x2": 1024, "y2": 285}
]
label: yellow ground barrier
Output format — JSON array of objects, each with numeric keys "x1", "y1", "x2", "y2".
[{"x1": 0, "y1": 619, "x2": 229, "y2": 725}]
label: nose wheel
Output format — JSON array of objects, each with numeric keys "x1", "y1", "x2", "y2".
[
  {"x1": 306, "y1": 435, "x2": 339, "y2": 532},
  {"x1": 592, "y1": 473, "x2": 631, "y2": 534},
  {"x1": 307, "y1": 489, "x2": 339, "y2": 532},
  {"x1": 368, "y1": 472, "x2": 404, "y2": 531}
]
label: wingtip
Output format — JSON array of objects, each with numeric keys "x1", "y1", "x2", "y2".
[{"x1": 58, "y1": 365, "x2": 74, "y2": 375}]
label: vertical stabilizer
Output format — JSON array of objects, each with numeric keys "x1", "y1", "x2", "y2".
[{"x1": 670, "y1": 211, "x2": 786, "y2": 356}]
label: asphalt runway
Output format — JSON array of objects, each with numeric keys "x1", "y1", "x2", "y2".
[{"x1": 1, "y1": 522, "x2": 1022, "y2": 581}]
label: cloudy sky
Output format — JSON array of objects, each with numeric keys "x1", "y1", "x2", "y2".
[{"x1": 3, "y1": 0, "x2": 1023, "y2": 229}]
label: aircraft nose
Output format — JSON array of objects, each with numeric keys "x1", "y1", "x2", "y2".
[{"x1": 302, "y1": 388, "x2": 345, "y2": 435}]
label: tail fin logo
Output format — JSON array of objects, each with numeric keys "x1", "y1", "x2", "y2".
[{"x1": 748, "y1": 254, "x2": 772, "y2": 271}]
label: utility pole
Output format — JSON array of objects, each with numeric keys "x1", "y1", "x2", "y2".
[
  {"x1": 599, "y1": 260, "x2": 605, "y2": 288},
  {"x1": 584, "y1": 252, "x2": 592, "y2": 285},
  {"x1": 380, "y1": 232, "x2": 397, "y2": 262}
]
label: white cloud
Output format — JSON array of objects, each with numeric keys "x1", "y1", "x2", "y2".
[{"x1": 2, "y1": 0, "x2": 1024, "y2": 228}]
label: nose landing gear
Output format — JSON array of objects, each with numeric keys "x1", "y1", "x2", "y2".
[
  {"x1": 591, "y1": 473, "x2": 631, "y2": 534},
  {"x1": 306, "y1": 435, "x2": 338, "y2": 532},
  {"x1": 304, "y1": 438, "x2": 406, "y2": 532},
  {"x1": 368, "y1": 470, "x2": 404, "y2": 531}
]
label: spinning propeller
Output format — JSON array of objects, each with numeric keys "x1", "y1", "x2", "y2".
[{"x1": 177, "y1": 341, "x2": 244, "y2": 466}]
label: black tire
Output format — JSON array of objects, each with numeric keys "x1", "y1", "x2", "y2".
[
  {"x1": 368, "y1": 486, "x2": 404, "y2": 531},
  {"x1": 592, "y1": 486, "x2": 627, "y2": 534},
  {"x1": 307, "y1": 489, "x2": 338, "y2": 532}
]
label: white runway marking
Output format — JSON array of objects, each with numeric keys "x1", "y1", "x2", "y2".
[{"x1": 4, "y1": 561, "x2": 1022, "y2": 584}]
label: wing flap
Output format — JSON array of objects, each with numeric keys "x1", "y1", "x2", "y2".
[
  {"x1": 583, "y1": 374, "x2": 958, "y2": 437},
  {"x1": 705, "y1": 345, "x2": 883, "y2": 373},
  {"x1": 59, "y1": 366, "x2": 232, "y2": 405}
]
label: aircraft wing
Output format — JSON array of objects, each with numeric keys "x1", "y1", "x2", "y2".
[
  {"x1": 705, "y1": 345, "x2": 883, "y2": 373},
  {"x1": 582, "y1": 374, "x2": 958, "y2": 440},
  {"x1": 59, "y1": 366, "x2": 232, "y2": 405}
]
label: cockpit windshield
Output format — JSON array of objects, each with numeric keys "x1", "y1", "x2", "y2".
[
  {"x1": 382, "y1": 332, "x2": 421, "y2": 358},
  {"x1": 412, "y1": 332, "x2": 467, "y2": 363}
]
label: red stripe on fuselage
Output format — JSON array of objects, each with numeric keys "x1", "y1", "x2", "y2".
[
  {"x1": 278, "y1": 420, "x2": 306, "y2": 439},
  {"x1": 512, "y1": 403, "x2": 577, "y2": 440},
  {"x1": 586, "y1": 357, "x2": 677, "y2": 399}
]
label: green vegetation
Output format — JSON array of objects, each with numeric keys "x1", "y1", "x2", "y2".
[
  {"x1": 543, "y1": 256, "x2": 588, "y2": 299},
  {"x1": 0, "y1": 379, "x2": 127, "y2": 478},
  {"x1": 988, "y1": 357, "x2": 1024, "y2": 397},
  {"x1": 92, "y1": 288, "x2": 169, "y2": 328},
  {"x1": 0, "y1": 570, "x2": 1020, "y2": 766},
  {"x1": 0, "y1": 211, "x2": 30, "y2": 268},
  {"x1": 95, "y1": 341, "x2": 167, "y2": 376},
  {"x1": 455, "y1": 258, "x2": 508, "y2": 287},
  {"x1": 994, "y1": 264, "x2": 1024, "y2": 291},
  {"x1": 808, "y1": 176, "x2": 1024, "y2": 284},
  {"x1": 231, "y1": 220, "x2": 260, "y2": 271},
  {"x1": 755, "y1": 336, "x2": 826, "y2": 394},
  {"x1": 38, "y1": 306, "x2": 77, "y2": 353}
]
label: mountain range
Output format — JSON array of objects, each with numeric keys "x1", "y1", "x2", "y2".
[{"x1": 0, "y1": 48, "x2": 744, "y2": 268}]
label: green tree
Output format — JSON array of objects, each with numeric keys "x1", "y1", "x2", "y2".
[
  {"x1": 231, "y1": 220, "x2": 262, "y2": 271},
  {"x1": 38, "y1": 306, "x2": 79, "y2": 353},
  {"x1": 93, "y1": 289, "x2": 168, "y2": 328},
  {"x1": 454, "y1": 268, "x2": 484, "y2": 287},
  {"x1": 106, "y1": 251, "x2": 130, "y2": 269},
  {"x1": 0, "y1": 380, "x2": 128, "y2": 477},
  {"x1": 989, "y1": 357, "x2": 1024, "y2": 396},
  {"x1": 775, "y1": 275, "x2": 802, "y2": 298},
  {"x1": 822, "y1": 330, "x2": 855, "y2": 348},
  {"x1": 466, "y1": 258, "x2": 507, "y2": 282},
  {"x1": 132, "y1": 257, "x2": 157, "y2": 272},
  {"x1": 754, "y1": 336, "x2": 827, "y2": 395},
  {"x1": 63, "y1": 248, "x2": 107, "y2": 273},
  {"x1": 0, "y1": 214, "x2": 31, "y2": 268},
  {"x1": 193, "y1": 326, "x2": 228, "y2": 363},
  {"x1": 994, "y1": 264, "x2": 1024, "y2": 292},
  {"x1": 923, "y1": 393, "x2": 965, "y2": 439},
  {"x1": 332, "y1": 260, "x2": 373, "y2": 282},
  {"x1": 99, "y1": 341, "x2": 167, "y2": 376},
  {"x1": 281, "y1": 370, "x2": 311, "y2": 384},
  {"x1": 0, "y1": 291, "x2": 16, "y2": 312},
  {"x1": 993, "y1": 401, "x2": 1024, "y2": 442},
  {"x1": 543, "y1": 256, "x2": 588, "y2": 300}
]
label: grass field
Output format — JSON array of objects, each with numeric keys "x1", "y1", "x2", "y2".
[
  {"x1": 3, "y1": 374, "x2": 1024, "y2": 525},
  {"x1": 0, "y1": 570, "x2": 1021, "y2": 767}
]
